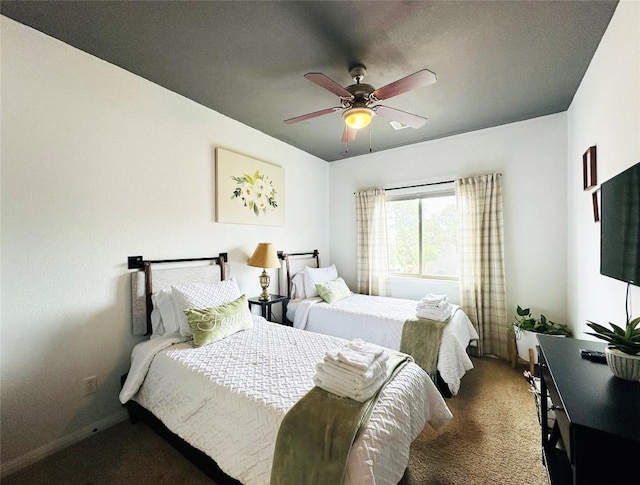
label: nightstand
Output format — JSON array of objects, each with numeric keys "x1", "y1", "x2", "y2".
[{"x1": 247, "y1": 294, "x2": 289, "y2": 325}]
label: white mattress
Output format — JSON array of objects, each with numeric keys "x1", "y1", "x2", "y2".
[
  {"x1": 120, "y1": 317, "x2": 452, "y2": 485},
  {"x1": 288, "y1": 294, "x2": 479, "y2": 395}
]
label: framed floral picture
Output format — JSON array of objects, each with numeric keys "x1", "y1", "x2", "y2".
[{"x1": 216, "y1": 148, "x2": 285, "y2": 226}]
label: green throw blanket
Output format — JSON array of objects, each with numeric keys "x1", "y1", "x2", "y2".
[
  {"x1": 270, "y1": 351, "x2": 411, "y2": 485},
  {"x1": 400, "y1": 312, "x2": 451, "y2": 379}
]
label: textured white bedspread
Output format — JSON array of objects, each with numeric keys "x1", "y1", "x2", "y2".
[
  {"x1": 120, "y1": 317, "x2": 452, "y2": 485},
  {"x1": 290, "y1": 294, "x2": 479, "y2": 395}
]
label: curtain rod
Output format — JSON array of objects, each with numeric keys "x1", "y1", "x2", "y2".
[
  {"x1": 354, "y1": 174, "x2": 503, "y2": 194},
  {"x1": 385, "y1": 179, "x2": 454, "y2": 191},
  {"x1": 354, "y1": 179, "x2": 454, "y2": 195}
]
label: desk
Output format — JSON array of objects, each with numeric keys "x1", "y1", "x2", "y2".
[
  {"x1": 538, "y1": 335, "x2": 640, "y2": 485},
  {"x1": 247, "y1": 294, "x2": 289, "y2": 324}
]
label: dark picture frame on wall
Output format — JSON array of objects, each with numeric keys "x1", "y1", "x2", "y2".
[
  {"x1": 583, "y1": 145, "x2": 597, "y2": 190},
  {"x1": 592, "y1": 187, "x2": 600, "y2": 223}
]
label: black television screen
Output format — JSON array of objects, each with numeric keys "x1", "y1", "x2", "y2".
[{"x1": 600, "y1": 162, "x2": 640, "y2": 286}]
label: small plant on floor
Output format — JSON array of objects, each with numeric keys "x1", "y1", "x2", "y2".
[
  {"x1": 586, "y1": 317, "x2": 640, "y2": 355},
  {"x1": 513, "y1": 306, "x2": 572, "y2": 336}
]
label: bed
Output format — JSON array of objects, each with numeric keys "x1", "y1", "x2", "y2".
[
  {"x1": 120, "y1": 253, "x2": 453, "y2": 485},
  {"x1": 278, "y1": 251, "x2": 479, "y2": 396}
]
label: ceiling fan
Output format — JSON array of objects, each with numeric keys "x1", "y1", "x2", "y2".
[{"x1": 284, "y1": 64, "x2": 437, "y2": 143}]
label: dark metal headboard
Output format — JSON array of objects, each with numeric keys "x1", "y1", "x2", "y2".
[
  {"x1": 277, "y1": 250, "x2": 320, "y2": 298},
  {"x1": 127, "y1": 253, "x2": 228, "y2": 335}
]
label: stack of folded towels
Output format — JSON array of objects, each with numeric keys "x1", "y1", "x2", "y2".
[
  {"x1": 416, "y1": 293, "x2": 452, "y2": 322},
  {"x1": 313, "y1": 339, "x2": 389, "y2": 403}
]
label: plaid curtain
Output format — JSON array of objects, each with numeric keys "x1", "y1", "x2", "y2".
[
  {"x1": 456, "y1": 174, "x2": 508, "y2": 358},
  {"x1": 355, "y1": 189, "x2": 390, "y2": 296}
]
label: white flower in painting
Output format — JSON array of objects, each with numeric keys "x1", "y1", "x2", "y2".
[
  {"x1": 255, "y1": 178, "x2": 266, "y2": 193},
  {"x1": 255, "y1": 197, "x2": 267, "y2": 212},
  {"x1": 241, "y1": 183, "x2": 255, "y2": 204},
  {"x1": 231, "y1": 171, "x2": 278, "y2": 216}
]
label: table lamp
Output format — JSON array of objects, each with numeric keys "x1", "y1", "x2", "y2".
[{"x1": 247, "y1": 243, "x2": 281, "y2": 301}]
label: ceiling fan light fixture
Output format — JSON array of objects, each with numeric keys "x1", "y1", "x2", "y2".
[{"x1": 343, "y1": 107, "x2": 373, "y2": 130}]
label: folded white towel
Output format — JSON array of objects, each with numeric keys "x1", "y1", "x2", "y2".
[
  {"x1": 417, "y1": 299, "x2": 451, "y2": 310},
  {"x1": 324, "y1": 339, "x2": 386, "y2": 370},
  {"x1": 416, "y1": 297, "x2": 452, "y2": 321},
  {"x1": 337, "y1": 348, "x2": 375, "y2": 369},
  {"x1": 324, "y1": 351, "x2": 389, "y2": 377},
  {"x1": 315, "y1": 366, "x2": 379, "y2": 391},
  {"x1": 316, "y1": 371, "x2": 385, "y2": 396},
  {"x1": 415, "y1": 306, "x2": 451, "y2": 322},
  {"x1": 417, "y1": 300, "x2": 451, "y2": 310},
  {"x1": 313, "y1": 372, "x2": 387, "y2": 403},
  {"x1": 346, "y1": 338, "x2": 385, "y2": 356},
  {"x1": 315, "y1": 339, "x2": 392, "y2": 402},
  {"x1": 420, "y1": 293, "x2": 449, "y2": 304},
  {"x1": 317, "y1": 357, "x2": 388, "y2": 386},
  {"x1": 416, "y1": 312, "x2": 451, "y2": 322},
  {"x1": 325, "y1": 347, "x2": 389, "y2": 372}
]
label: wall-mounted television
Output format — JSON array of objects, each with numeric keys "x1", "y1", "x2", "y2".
[{"x1": 600, "y1": 162, "x2": 640, "y2": 286}]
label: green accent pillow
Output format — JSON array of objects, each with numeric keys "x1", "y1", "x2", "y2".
[
  {"x1": 184, "y1": 294, "x2": 253, "y2": 347},
  {"x1": 315, "y1": 277, "x2": 352, "y2": 304}
]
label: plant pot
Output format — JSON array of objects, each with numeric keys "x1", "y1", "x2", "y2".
[
  {"x1": 604, "y1": 347, "x2": 640, "y2": 382},
  {"x1": 513, "y1": 327, "x2": 566, "y2": 364}
]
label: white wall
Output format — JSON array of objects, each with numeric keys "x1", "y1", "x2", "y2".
[
  {"x1": 0, "y1": 17, "x2": 329, "y2": 473},
  {"x1": 567, "y1": 1, "x2": 640, "y2": 338},
  {"x1": 329, "y1": 113, "x2": 568, "y2": 327}
]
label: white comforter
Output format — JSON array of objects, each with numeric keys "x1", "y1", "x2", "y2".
[
  {"x1": 120, "y1": 317, "x2": 452, "y2": 485},
  {"x1": 289, "y1": 294, "x2": 479, "y2": 395}
]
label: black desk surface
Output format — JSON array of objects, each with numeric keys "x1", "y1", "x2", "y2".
[{"x1": 537, "y1": 335, "x2": 640, "y2": 444}]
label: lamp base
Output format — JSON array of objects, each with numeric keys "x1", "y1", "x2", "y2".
[{"x1": 258, "y1": 269, "x2": 271, "y2": 301}]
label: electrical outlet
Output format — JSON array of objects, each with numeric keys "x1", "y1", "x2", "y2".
[{"x1": 83, "y1": 376, "x2": 97, "y2": 396}]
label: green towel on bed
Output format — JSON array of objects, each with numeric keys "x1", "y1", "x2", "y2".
[
  {"x1": 270, "y1": 351, "x2": 410, "y2": 485},
  {"x1": 400, "y1": 315, "x2": 448, "y2": 379}
]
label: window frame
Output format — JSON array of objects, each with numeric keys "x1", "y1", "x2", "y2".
[{"x1": 386, "y1": 185, "x2": 458, "y2": 281}]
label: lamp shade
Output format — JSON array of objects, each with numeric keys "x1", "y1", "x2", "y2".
[
  {"x1": 343, "y1": 107, "x2": 373, "y2": 129},
  {"x1": 247, "y1": 243, "x2": 280, "y2": 269}
]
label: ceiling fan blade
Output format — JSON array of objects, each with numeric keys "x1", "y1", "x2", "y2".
[
  {"x1": 372, "y1": 69, "x2": 437, "y2": 101},
  {"x1": 284, "y1": 107, "x2": 341, "y2": 124},
  {"x1": 305, "y1": 73, "x2": 354, "y2": 99},
  {"x1": 342, "y1": 126, "x2": 357, "y2": 143},
  {"x1": 373, "y1": 105, "x2": 427, "y2": 129}
]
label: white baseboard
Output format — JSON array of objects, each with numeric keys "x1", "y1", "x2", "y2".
[{"x1": 1, "y1": 411, "x2": 129, "y2": 478}]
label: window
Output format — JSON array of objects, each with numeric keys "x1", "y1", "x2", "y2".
[{"x1": 386, "y1": 189, "x2": 457, "y2": 279}]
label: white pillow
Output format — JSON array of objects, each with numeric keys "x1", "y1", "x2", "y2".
[
  {"x1": 154, "y1": 278, "x2": 242, "y2": 340},
  {"x1": 149, "y1": 288, "x2": 181, "y2": 339},
  {"x1": 290, "y1": 272, "x2": 306, "y2": 300},
  {"x1": 304, "y1": 265, "x2": 338, "y2": 298}
]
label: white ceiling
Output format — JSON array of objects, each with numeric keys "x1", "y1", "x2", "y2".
[{"x1": 0, "y1": 0, "x2": 618, "y2": 161}]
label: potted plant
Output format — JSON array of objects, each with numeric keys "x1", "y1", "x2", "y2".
[
  {"x1": 513, "y1": 305, "x2": 572, "y2": 364},
  {"x1": 586, "y1": 317, "x2": 640, "y2": 381}
]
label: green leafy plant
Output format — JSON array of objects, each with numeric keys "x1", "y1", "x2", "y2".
[
  {"x1": 513, "y1": 305, "x2": 572, "y2": 336},
  {"x1": 586, "y1": 317, "x2": 640, "y2": 355}
]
